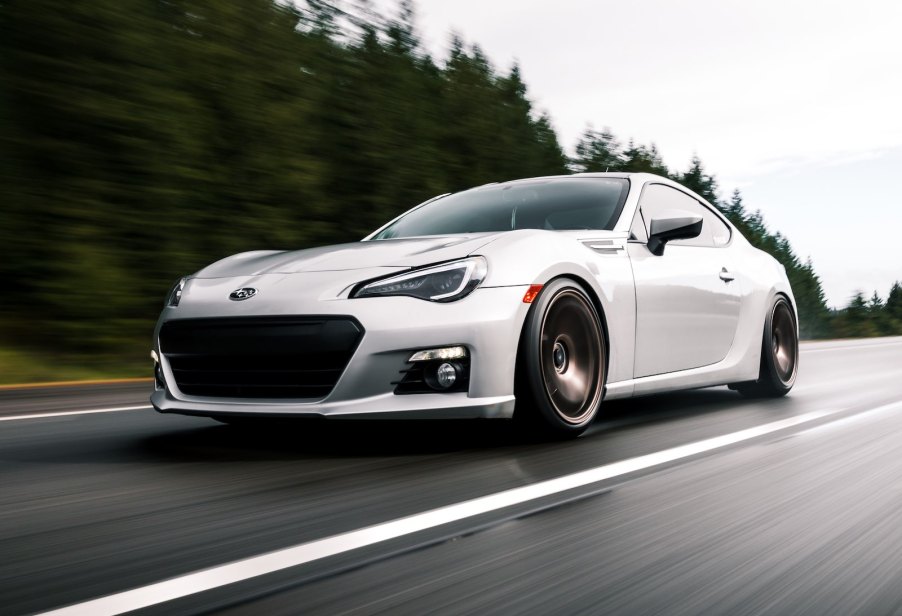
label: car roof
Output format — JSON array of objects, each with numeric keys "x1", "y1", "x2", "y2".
[
  {"x1": 471, "y1": 172, "x2": 668, "y2": 187},
  {"x1": 471, "y1": 173, "x2": 722, "y2": 215}
]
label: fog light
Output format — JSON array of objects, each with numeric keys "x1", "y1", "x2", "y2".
[
  {"x1": 435, "y1": 362, "x2": 457, "y2": 389},
  {"x1": 396, "y1": 357, "x2": 470, "y2": 395}
]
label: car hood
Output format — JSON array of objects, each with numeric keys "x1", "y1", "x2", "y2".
[{"x1": 193, "y1": 233, "x2": 503, "y2": 279}]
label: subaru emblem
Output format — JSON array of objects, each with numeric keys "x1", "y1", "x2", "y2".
[{"x1": 229, "y1": 287, "x2": 257, "y2": 301}]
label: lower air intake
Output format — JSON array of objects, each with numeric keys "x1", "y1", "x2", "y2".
[{"x1": 159, "y1": 317, "x2": 363, "y2": 399}]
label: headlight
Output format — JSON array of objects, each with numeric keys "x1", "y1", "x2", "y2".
[
  {"x1": 352, "y1": 257, "x2": 487, "y2": 302},
  {"x1": 166, "y1": 277, "x2": 187, "y2": 307}
]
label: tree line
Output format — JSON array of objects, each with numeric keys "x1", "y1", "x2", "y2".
[{"x1": 0, "y1": 0, "x2": 898, "y2": 377}]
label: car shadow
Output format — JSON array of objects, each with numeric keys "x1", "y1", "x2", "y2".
[
  {"x1": 136, "y1": 387, "x2": 758, "y2": 462},
  {"x1": 595, "y1": 386, "x2": 755, "y2": 429},
  {"x1": 139, "y1": 417, "x2": 521, "y2": 461}
]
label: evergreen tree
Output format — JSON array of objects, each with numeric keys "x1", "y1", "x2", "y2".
[
  {"x1": 881, "y1": 282, "x2": 902, "y2": 334},
  {"x1": 679, "y1": 155, "x2": 719, "y2": 205},
  {"x1": 572, "y1": 127, "x2": 622, "y2": 173},
  {"x1": 887, "y1": 282, "x2": 902, "y2": 321},
  {"x1": 386, "y1": 0, "x2": 418, "y2": 53},
  {"x1": 834, "y1": 292, "x2": 881, "y2": 338},
  {"x1": 726, "y1": 189, "x2": 745, "y2": 220},
  {"x1": 620, "y1": 140, "x2": 669, "y2": 176}
]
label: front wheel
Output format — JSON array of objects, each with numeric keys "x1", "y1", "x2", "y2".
[
  {"x1": 515, "y1": 279, "x2": 606, "y2": 438},
  {"x1": 732, "y1": 296, "x2": 798, "y2": 398}
]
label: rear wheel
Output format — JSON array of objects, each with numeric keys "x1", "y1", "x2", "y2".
[
  {"x1": 733, "y1": 296, "x2": 798, "y2": 398},
  {"x1": 515, "y1": 279, "x2": 605, "y2": 438}
]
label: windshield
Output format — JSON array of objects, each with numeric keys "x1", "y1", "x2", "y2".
[{"x1": 372, "y1": 177, "x2": 630, "y2": 240}]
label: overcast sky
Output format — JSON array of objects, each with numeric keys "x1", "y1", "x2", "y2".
[{"x1": 377, "y1": 0, "x2": 902, "y2": 307}]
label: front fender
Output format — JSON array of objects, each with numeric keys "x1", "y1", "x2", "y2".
[{"x1": 480, "y1": 230, "x2": 636, "y2": 387}]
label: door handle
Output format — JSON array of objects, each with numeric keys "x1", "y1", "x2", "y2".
[{"x1": 719, "y1": 267, "x2": 735, "y2": 282}]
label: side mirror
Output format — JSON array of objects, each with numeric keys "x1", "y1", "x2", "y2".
[{"x1": 646, "y1": 214, "x2": 703, "y2": 256}]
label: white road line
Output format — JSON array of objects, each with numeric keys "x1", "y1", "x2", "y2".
[
  {"x1": 802, "y1": 339, "x2": 902, "y2": 353},
  {"x1": 799, "y1": 400, "x2": 902, "y2": 435},
  {"x1": 38, "y1": 404, "x2": 902, "y2": 616},
  {"x1": 0, "y1": 405, "x2": 152, "y2": 422}
]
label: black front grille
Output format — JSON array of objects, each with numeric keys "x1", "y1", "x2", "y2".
[{"x1": 159, "y1": 317, "x2": 363, "y2": 399}]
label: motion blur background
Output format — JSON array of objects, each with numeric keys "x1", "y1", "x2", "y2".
[{"x1": 1, "y1": 0, "x2": 900, "y2": 383}]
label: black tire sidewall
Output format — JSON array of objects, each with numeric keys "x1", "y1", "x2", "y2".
[
  {"x1": 760, "y1": 296, "x2": 798, "y2": 393},
  {"x1": 517, "y1": 279, "x2": 605, "y2": 436}
]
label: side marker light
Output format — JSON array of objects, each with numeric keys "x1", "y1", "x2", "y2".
[{"x1": 522, "y1": 284, "x2": 543, "y2": 304}]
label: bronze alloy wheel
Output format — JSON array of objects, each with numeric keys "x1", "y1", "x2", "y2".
[
  {"x1": 731, "y1": 296, "x2": 798, "y2": 398},
  {"x1": 538, "y1": 289, "x2": 605, "y2": 424},
  {"x1": 771, "y1": 299, "x2": 798, "y2": 384}
]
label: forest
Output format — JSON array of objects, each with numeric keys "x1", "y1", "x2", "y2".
[{"x1": 1, "y1": 0, "x2": 900, "y2": 382}]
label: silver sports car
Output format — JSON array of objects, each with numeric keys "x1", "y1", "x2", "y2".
[{"x1": 151, "y1": 173, "x2": 798, "y2": 437}]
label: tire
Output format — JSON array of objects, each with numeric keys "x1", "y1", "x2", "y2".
[
  {"x1": 732, "y1": 296, "x2": 798, "y2": 398},
  {"x1": 515, "y1": 279, "x2": 606, "y2": 438}
]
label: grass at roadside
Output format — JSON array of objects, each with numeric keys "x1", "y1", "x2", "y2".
[{"x1": 0, "y1": 347, "x2": 147, "y2": 385}]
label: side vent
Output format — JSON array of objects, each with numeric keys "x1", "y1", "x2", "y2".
[{"x1": 581, "y1": 239, "x2": 625, "y2": 255}]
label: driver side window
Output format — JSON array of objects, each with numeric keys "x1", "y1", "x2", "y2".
[{"x1": 638, "y1": 184, "x2": 715, "y2": 248}]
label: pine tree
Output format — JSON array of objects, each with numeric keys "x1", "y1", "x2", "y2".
[
  {"x1": 620, "y1": 140, "x2": 669, "y2": 176},
  {"x1": 386, "y1": 0, "x2": 418, "y2": 54},
  {"x1": 725, "y1": 189, "x2": 745, "y2": 220},
  {"x1": 680, "y1": 155, "x2": 719, "y2": 205},
  {"x1": 572, "y1": 127, "x2": 622, "y2": 172},
  {"x1": 834, "y1": 292, "x2": 880, "y2": 338},
  {"x1": 887, "y1": 282, "x2": 902, "y2": 320}
]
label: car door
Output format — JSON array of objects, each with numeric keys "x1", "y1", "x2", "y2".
[{"x1": 627, "y1": 183, "x2": 741, "y2": 378}]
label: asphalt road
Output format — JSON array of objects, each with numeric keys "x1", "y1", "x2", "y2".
[{"x1": 2, "y1": 338, "x2": 902, "y2": 615}]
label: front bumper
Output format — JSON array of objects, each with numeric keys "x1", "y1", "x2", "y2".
[
  {"x1": 151, "y1": 390, "x2": 516, "y2": 420},
  {"x1": 151, "y1": 283, "x2": 530, "y2": 420}
]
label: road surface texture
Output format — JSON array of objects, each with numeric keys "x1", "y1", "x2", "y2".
[{"x1": 2, "y1": 337, "x2": 902, "y2": 615}]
